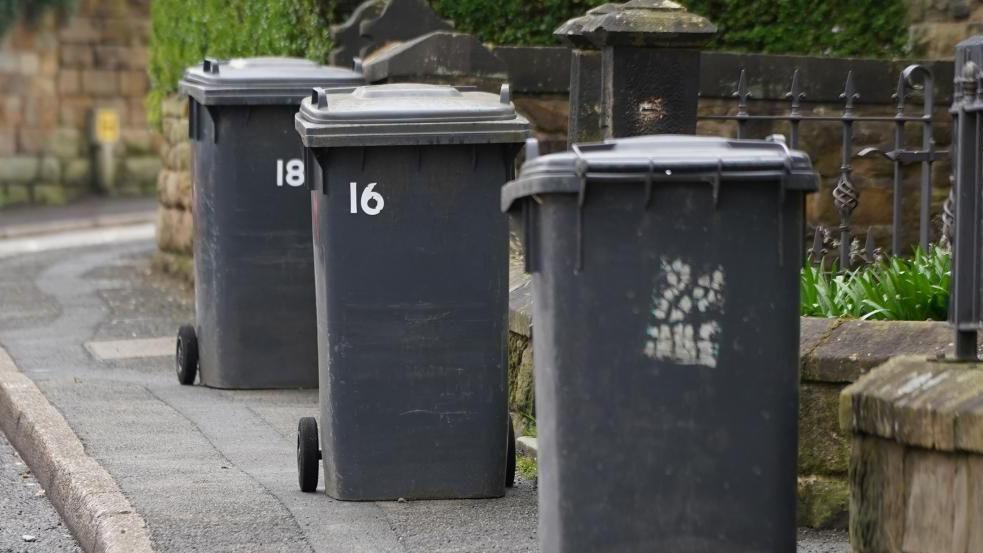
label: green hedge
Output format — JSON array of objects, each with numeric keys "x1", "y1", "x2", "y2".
[
  {"x1": 431, "y1": 0, "x2": 908, "y2": 57},
  {"x1": 147, "y1": 0, "x2": 335, "y2": 125},
  {"x1": 148, "y1": 0, "x2": 909, "y2": 123}
]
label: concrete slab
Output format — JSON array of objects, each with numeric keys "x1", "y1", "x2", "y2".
[{"x1": 84, "y1": 337, "x2": 172, "y2": 361}]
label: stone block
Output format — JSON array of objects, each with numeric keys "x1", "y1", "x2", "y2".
[
  {"x1": 841, "y1": 357, "x2": 983, "y2": 451},
  {"x1": 59, "y1": 98, "x2": 93, "y2": 127},
  {"x1": 152, "y1": 251, "x2": 194, "y2": 286},
  {"x1": 902, "y1": 450, "x2": 963, "y2": 553},
  {"x1": 0, "y1": 183, "x2": 30, "y2": 207},
  {"x1": 39, "y1": 156, "x2": 60, "y2": 183},
  {"x1": 802, "y1": 320, "x2": 952, "y2": 383},
  {"x1": 0, "y1": 130, "x2": 15, "y2": 156},
  {"x1": 22, "y1": 95, "x2": 58, "y2": 129},
  {"x1": 120, "y1": 129, "x2": 154, "y2": 154},
  {"x1": 59, "y1": 45, "x2": 94, "y2": 68},
  {"x1": 849, "y1": 435, "x2": 905, "y2": 553},
  {"x1": 19, "y1": 53, "x2": 39, "y2": 75},
  {"x1": 507, "y1": 332, "x2": 534, "y2": 424},
  {"x1": 156, "y1": 207, "x2": 193, "y2": 255},
  {"x1": 0, "y1": 156, "x2": 39, "y2": 183},
  {"x1": 0, "y1": 97, "x2": 24, "y2": 127},
  {"x1": 33, "y1": 183, "x2": 68, "y2": 205},
  {"x1": 129, "y1": 99, "x2": 148, "y2": 127},
  {"x1": 63, "y1": 158, "x2": 92, "y2": 189},
  {"x1": 122, "y1": 156, "x2": 161, "y2": 189},
  {"x1": 514, "y1": 96, "x2": 569, "y2": 135},
  {"x1": 81, "y1": 70, "x2": 119, "y2": 97},
  {"x1": 39, "y1": 50, "x2": 58, "y2": 76},
  {"x1": 93, "y1": 46, "x2": 129, "y2": 69},
  {"x1": 164, "y1": 118, "x2": 189, "y2": 147},
  {"x1": 16, "y1": 128, "x2": 46, "y2": 154},
  {"x1": 160, "y1": 95, "x2": 188, "y2": 119},
  {"x1": 797, "y1": 475, "x2": 849, "y2": 529},
  {"x1": 800, "y1": 382, "x2": 850, "y2": 476},
  {"x1": 167, "y1": 141, "x2": 191, "y2": 172},
  {"x1": 156, "y1": 169, "x2": 187, "y2": 209},
  {"x1": 120, "y1": 70, "x2": 148, "y2": 97},
  {"x1": 968, "y1": 457, "x2": 983, "y2": 551},
  {"x1": 123, "y1": 47, "x2": 150, "y2": 70},
  {"x1": 48, "y1": 128, "x2": 83, "y2": 160},
  {"x1": 59, "y1": 18, "x2": 101, "y2": 43},
  {"x1": 57, "y1": 69, "x2": 82, "y2": 95},
  {"x1": 956, "y1": 397, "x2": 983, "y2": 453}
]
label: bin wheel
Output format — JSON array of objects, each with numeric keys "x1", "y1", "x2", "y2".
[
  {"x1": 175, "y1": 325, "x2": 198, "y2": 386},
  {"x1": 506, "y1": 417, "x2": 516, "y2": 488},
  {"x1": 297, "y1": 417, "x2": 320, "y2": 493}
]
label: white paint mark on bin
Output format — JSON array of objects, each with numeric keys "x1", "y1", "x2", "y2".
[{"x1": 644, "y1": 258, "x2": 725, "y2": 368}]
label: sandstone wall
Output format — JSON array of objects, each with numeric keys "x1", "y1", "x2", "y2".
[
  {"x1": 0, "y1": 0, "x2": 159, "y2": 207},
  {"x1": 909, "y1": 0, "x2": 983, "y2": 57}
]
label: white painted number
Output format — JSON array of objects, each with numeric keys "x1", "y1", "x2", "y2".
[
  {"x1": 276, "y1": 159, "x2": 305, "y2": 187},
  {"x1": 349, "y1": 182, "x2": 385, "y2": 216}
]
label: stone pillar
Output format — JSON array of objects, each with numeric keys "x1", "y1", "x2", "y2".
[
  {"x1": 555, "y1": 4, "x2": 612, "y2": 144},
  {"x1": 556, "y1": 0, "x2": 715, "y2": 141}
]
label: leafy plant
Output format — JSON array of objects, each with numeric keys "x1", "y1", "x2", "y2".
[
  {"x1": 801, "y1": 247, "x2": 950, "y2": 321},
  {"x1": 147, "y1": 0, "x2": 335, "y2": 126},
  {"x1": 516, "y1": 455, "x2": 538, "y2": 479},
  {"x1": 429, "y1": 0, "x2": 908, "y2": 57}
]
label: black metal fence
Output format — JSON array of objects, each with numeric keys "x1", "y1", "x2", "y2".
[
  {"x1": 949, "y1": 37, "x2": 983, "y2": 359},
  {"x1": 698, "y1": 65, "x2": 948, "y2": 271}
]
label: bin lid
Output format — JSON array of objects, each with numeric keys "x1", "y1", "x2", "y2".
[
  {"x1": 180, "y1": 57, "x2": 364, "y2": 106},
  {"x1": 501, "y1": 135, "x2": 819, "y2": 212},
  {"x1": 294, "y1": 83, "x2": 530, "y2": 147}
]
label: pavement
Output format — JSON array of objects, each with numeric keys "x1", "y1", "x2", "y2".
[{"x1": 0, "y1": 204, "x2": 851, "y2": 552}]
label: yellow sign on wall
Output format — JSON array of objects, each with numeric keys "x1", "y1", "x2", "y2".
[{"x1": 94, "y1": 108, "x2": 120, "y2": 144}]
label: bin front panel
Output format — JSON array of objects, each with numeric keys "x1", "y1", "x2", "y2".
[
  {"x1": 311, "y1": 144, "x2": 512, "y2": 500},
  {"x1": 193, "y1": 103, "x2": 318, "y2": 389},
  {"x1": 530, "y1": 180, "x2": 802, "y2": 553}
]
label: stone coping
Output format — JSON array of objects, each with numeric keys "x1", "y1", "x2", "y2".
[
  {"x1": 490, "y1": 46, "x2": 954, "y2": 104},
  {"x1": 840, "y1": 356, "x2": 983, "y2": 454}
]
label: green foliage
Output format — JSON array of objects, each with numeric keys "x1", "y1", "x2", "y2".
[
  {"x1": 685, "y1": 0, "x2": 909, "y2": 58},
  {"x1": 516, "y1": 455, "x2": 538, "y2": 479},
  {"x1": 0, "y1": 0, "x2": 73, "y2": 35},
  {"x1": 147, "y1": 0, "x2": 335, "y2": 126},
  {"x1": 429, "y1": 0, "x2": 607, "y2": 46},
  {"x1": 801, "y1": 247, "x2": 950, "y2": 321},
  {"x1": 429, "y1": 0, "x2": 908, "y2": 57}
]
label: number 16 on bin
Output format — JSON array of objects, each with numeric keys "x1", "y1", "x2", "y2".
[{"x1": 350, "y1": 182, "x2": 385, "y2": 215}]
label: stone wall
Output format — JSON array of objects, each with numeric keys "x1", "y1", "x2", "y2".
[
  {"x1": 152, "y1": 94, "x2": 192, "y2": 283},
  {"x1": 842, "y1": 356, "x2": 983, "y2": 552},
  {"x1": 0, "y1": 0, "x2": 159, "y2": 208},
  {"x1": 908, "y1": 0, "x2": 983, "y2": 57}
]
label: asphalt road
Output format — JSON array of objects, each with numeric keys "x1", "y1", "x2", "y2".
[
  {"x1": 0, "y1": 432, "x2": 80, "y2": 553},
  {"x1": 0, "y1": 231, "x2": 849, "y2": 552}
]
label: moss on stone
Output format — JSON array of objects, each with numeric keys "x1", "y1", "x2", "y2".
[
  {"x1": 798, "y1": 475, "x2": 850, "y2": 529},
  {"x1": 799, "y1": 382, "x2": 851, "y2": 477}
]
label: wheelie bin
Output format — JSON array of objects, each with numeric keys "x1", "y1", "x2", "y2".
[
  {"x1": 174, "y1": 57, "x2": 363, "y2": 389},
  {"x1": 501, "y1": 135, "x2": 818, "y2": 553},
  {"x1": 294, "y1": 83, "x2": 529, "y2": 499}
]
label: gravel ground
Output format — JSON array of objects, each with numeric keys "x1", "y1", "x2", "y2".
[
  {"x1": 798, "y1": 528, "x2": 851, "y2": 552},
  {"x1": 0, "y1": 433, "x2": 80, "y2": 553}
]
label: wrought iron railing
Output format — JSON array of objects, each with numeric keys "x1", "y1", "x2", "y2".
[{"x1": 698, "y1": 65, "x2": 948, "y2": 271}]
